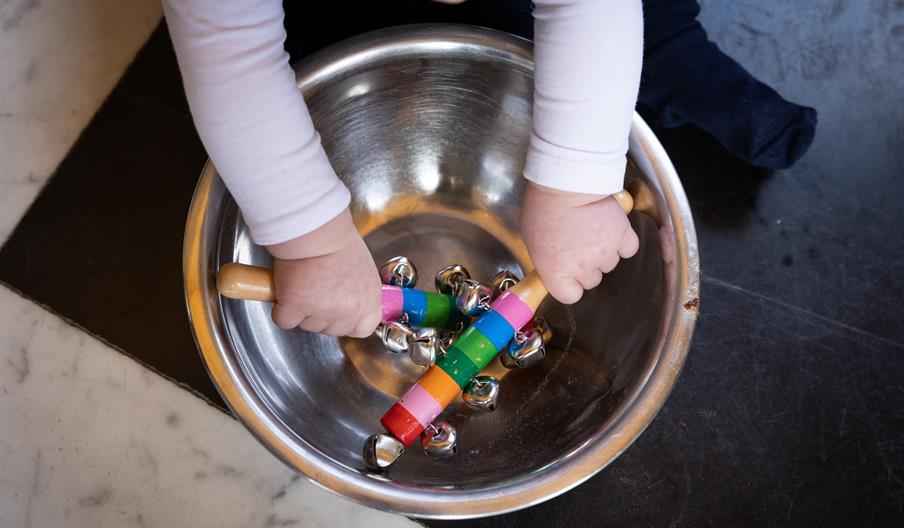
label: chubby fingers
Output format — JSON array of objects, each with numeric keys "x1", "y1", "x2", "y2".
[
  {"x1": 272, "y1": 296, "x2": 382, "y2": 337},
  {"x1": 323, "y1": 308, "x2": 382, "y2": 339},
  {"x1": 544, "y1": 275, "x2": 585, "y2": 305},
  {"x1": 618, "y1": 226, "x2": 640, "y2": 259},
  {"x1": 576, "y1": 268, "x2": 603, "y2": 290},
  {"x1": 541, "y1": 228, "x2": 641, "y2": 305},
  {"x1": 349, "y1": 309, "x2": 382, "y2": 339},
  {"x1": 271, "y1": 302, "x2": 306, "y2": 330},
  {"x1": 299, "y1": 316, "x2": 330, "y2": 334}
]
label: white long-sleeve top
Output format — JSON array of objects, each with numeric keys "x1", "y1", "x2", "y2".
[{"x1": 163, "y1": 0, "x2": 642, "y2": 246}]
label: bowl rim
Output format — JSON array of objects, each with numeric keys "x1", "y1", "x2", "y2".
[{"x1": 183, "y1": 23, "x2": 700, "y2": 519}]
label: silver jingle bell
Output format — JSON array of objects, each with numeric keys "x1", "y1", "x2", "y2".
[
  {"x1": 377, "y1": 321, "x2": 415, "y2": 354},
  {"x1": 462, "y1": 376, "x2": 501, "y2": 412},
  {"x1": 531, "y1": 315, "x2": 554, "y2": 344},
  {"x1": 379, "y1": 256, "x2": 418, "y2": 288},
  {"x1": 455, "y1": 279, "x2": 494, "y2": 316},
  {"x1": 409, "y1": 327, "x2": 444, "y2": 367},
  {"x1": 421, "y1": 420, "x2": 458, "y2": 458},
  {"x1": 434, "y1": 264, "x2": 471, "y2": 296},
  {"x1": 491, "y1": 270, "x2": 520, "y2": 298},
  {"x1": 363, "y1": 433, "x2": 405, "y2": 470},
  {"x1": 438, "y1": 328, "x2": 460, "y2": 351},
  {"x1": 501, "y1": 326, "x2": 547, "y2": 369}
]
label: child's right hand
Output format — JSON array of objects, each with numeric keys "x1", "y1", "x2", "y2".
[
  {"x1": 267, "y1": 209, "x2": 382, "y2": 338},
  {"x1": 521, "y1": 181, "x2": 639, "y2": 305}
]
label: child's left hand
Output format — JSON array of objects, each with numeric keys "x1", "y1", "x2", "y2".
[{"x1": 520, "y1": 181, "x2": 639, "y2": 305}]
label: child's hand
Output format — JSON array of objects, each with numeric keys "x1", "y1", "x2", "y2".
[
  {"x1": 267, "y1": 209, "x2": 382, "y2": 338},
  {"x1": 521, "y1": 181, "x2": 639, "y2": 305}
]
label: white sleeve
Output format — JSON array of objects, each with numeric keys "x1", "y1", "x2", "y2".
[
  {"x1": 163, "y1": 0, "x2": 350, "y2": 246},
  {"x1": 524, "y1": 0, "x2": 644, "y2": 196}
]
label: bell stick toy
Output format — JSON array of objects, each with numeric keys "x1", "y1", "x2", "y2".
[
  {"x1": 217, "y1": 265, "x2": 468, "y2": 330},
  {"x1": 378, "y1": 270, "x2": 546, "y2": 444}
]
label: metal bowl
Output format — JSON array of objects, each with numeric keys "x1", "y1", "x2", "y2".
[{"x1": 184, "y1": 25, "x2": 699, "y2": 518}]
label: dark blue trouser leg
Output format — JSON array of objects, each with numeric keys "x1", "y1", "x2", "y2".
[{"x1": 639, "y1": 0, "x2": 818, "y2": 169}]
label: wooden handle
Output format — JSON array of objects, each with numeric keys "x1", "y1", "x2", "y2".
[
  {"x1": 505, "y1": 270, "x2": 547, "y2": 312},
  {"x1": 216, "y1": 263, "x2": 275, "y2": 302},
  {"x1": 612, "y1": 189, "x2": 634, "y2": 216}
]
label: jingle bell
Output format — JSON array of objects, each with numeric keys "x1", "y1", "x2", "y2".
[
  {"x1": 491, "y1": 270, "x2": 520, "y2": 298},
  {"x1": 379, "y1": 256, "x2": 418, "y2": 288},
  {"x1": 409, "y1": 327, "x2": 444, "y2": 367},
  {"x1": 462, "y1": 376, "x2": 501, "y2": 412},
  {"x1": 421, "y1": 420, "x2": 458, "y2": 458},
  {"x1": 363, "y1": 433, "x2": 405, "y2": 470},
  {"x1": 531, "y1": 315, "x2": 554, "y2": 344},
  {"x1": 455, "y1": 279, "x2": 494, "y2": 316},
  {"x1": 438, "y1": 328, "x2": 460, "y2": 351},
  {"x1": 501, "y1": 323, "x2": 548, "y2": 369},
  {"x1": 377, "y1": 321, "x2": 415, "y2": 354},
  {"x1": 434, "y1": 264, "x2": 471, "y2": 296}
]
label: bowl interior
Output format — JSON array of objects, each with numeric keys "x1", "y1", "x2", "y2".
[{"x1": 214, "y1": 30, "x2": 667, "y2": 489}]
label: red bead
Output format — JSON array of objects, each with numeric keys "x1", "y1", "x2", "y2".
[{"x1": 380, "y1": 403, "x2": 424, "y2": 447}]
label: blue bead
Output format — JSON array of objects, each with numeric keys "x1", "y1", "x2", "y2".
[
  {"x1": 402, "y1": 288, "x2": 427, "y2": 326},
  {"x1": 471, "y1": 310, "x2": 515, "y2": 350}
]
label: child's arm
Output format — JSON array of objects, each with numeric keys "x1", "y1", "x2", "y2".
[
  {"x1": 164, "y1": 0, "x2": 347, "y2": 245},
  {"x1": 522, "y1": 0, "x2": 644, "y2": 304},
  {"x1": 164, "y1": 0, "x2": 381, "y2": 336}
]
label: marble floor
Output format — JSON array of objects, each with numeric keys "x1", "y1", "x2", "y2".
[
  {"x1": 0, "y1": 0, "x2": 161, "y2": 244},
  {"x1": 0, "y1": 287, "x2": 412, "y2": 528}
]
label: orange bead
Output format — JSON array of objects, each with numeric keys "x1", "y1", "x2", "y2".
[{"x1": 417, "y1": 366, "x2": 461, "y2": 408}]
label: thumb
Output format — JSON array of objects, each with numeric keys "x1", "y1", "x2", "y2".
[{"x1": 543, "y1": 274, "x2": 584, "y2": 305}]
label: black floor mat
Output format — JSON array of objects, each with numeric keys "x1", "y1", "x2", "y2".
[
  {"x1": 0, "y1": 26, "x2": 219, "y2": 404},
  {"x1": 2, "y1": 12, "x2": 902, "y2": 527}
]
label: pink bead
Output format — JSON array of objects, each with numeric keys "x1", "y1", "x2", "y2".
[
  {"x1": 490, "y1": 291, "x2": 534, "y2": 330},
  {"x1": 398, "y1": 384, "x2": 445, "y2": 429},
  {"x1": 381, "y1": 285, "x2": 404, "y2": 322}
]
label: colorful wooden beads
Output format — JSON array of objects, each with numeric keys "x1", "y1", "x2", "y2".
[
  {"x1": 380, "y1": 288, "x2": 536, "y2": 446},
  {"x1": 380, "y1": 285, "x2": 470, "y2": 330}
]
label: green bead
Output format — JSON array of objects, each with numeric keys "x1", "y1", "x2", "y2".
[
  {"x1": 436, "y1": 346, "x2": 481, "y2": 387},
  {"x1": 422, "y1": 292, "x2": 452, "y2": 328},
  {"x1": 418, "y1": 292, "x2": 471, "y2": 330},
  {"x1": 451, "y1": 327, "x2": 498, "y2": 369}
]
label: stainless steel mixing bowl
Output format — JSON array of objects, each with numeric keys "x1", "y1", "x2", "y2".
[{"x1": 184, "y1": 24, "x2": 700, "y2": 518}]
